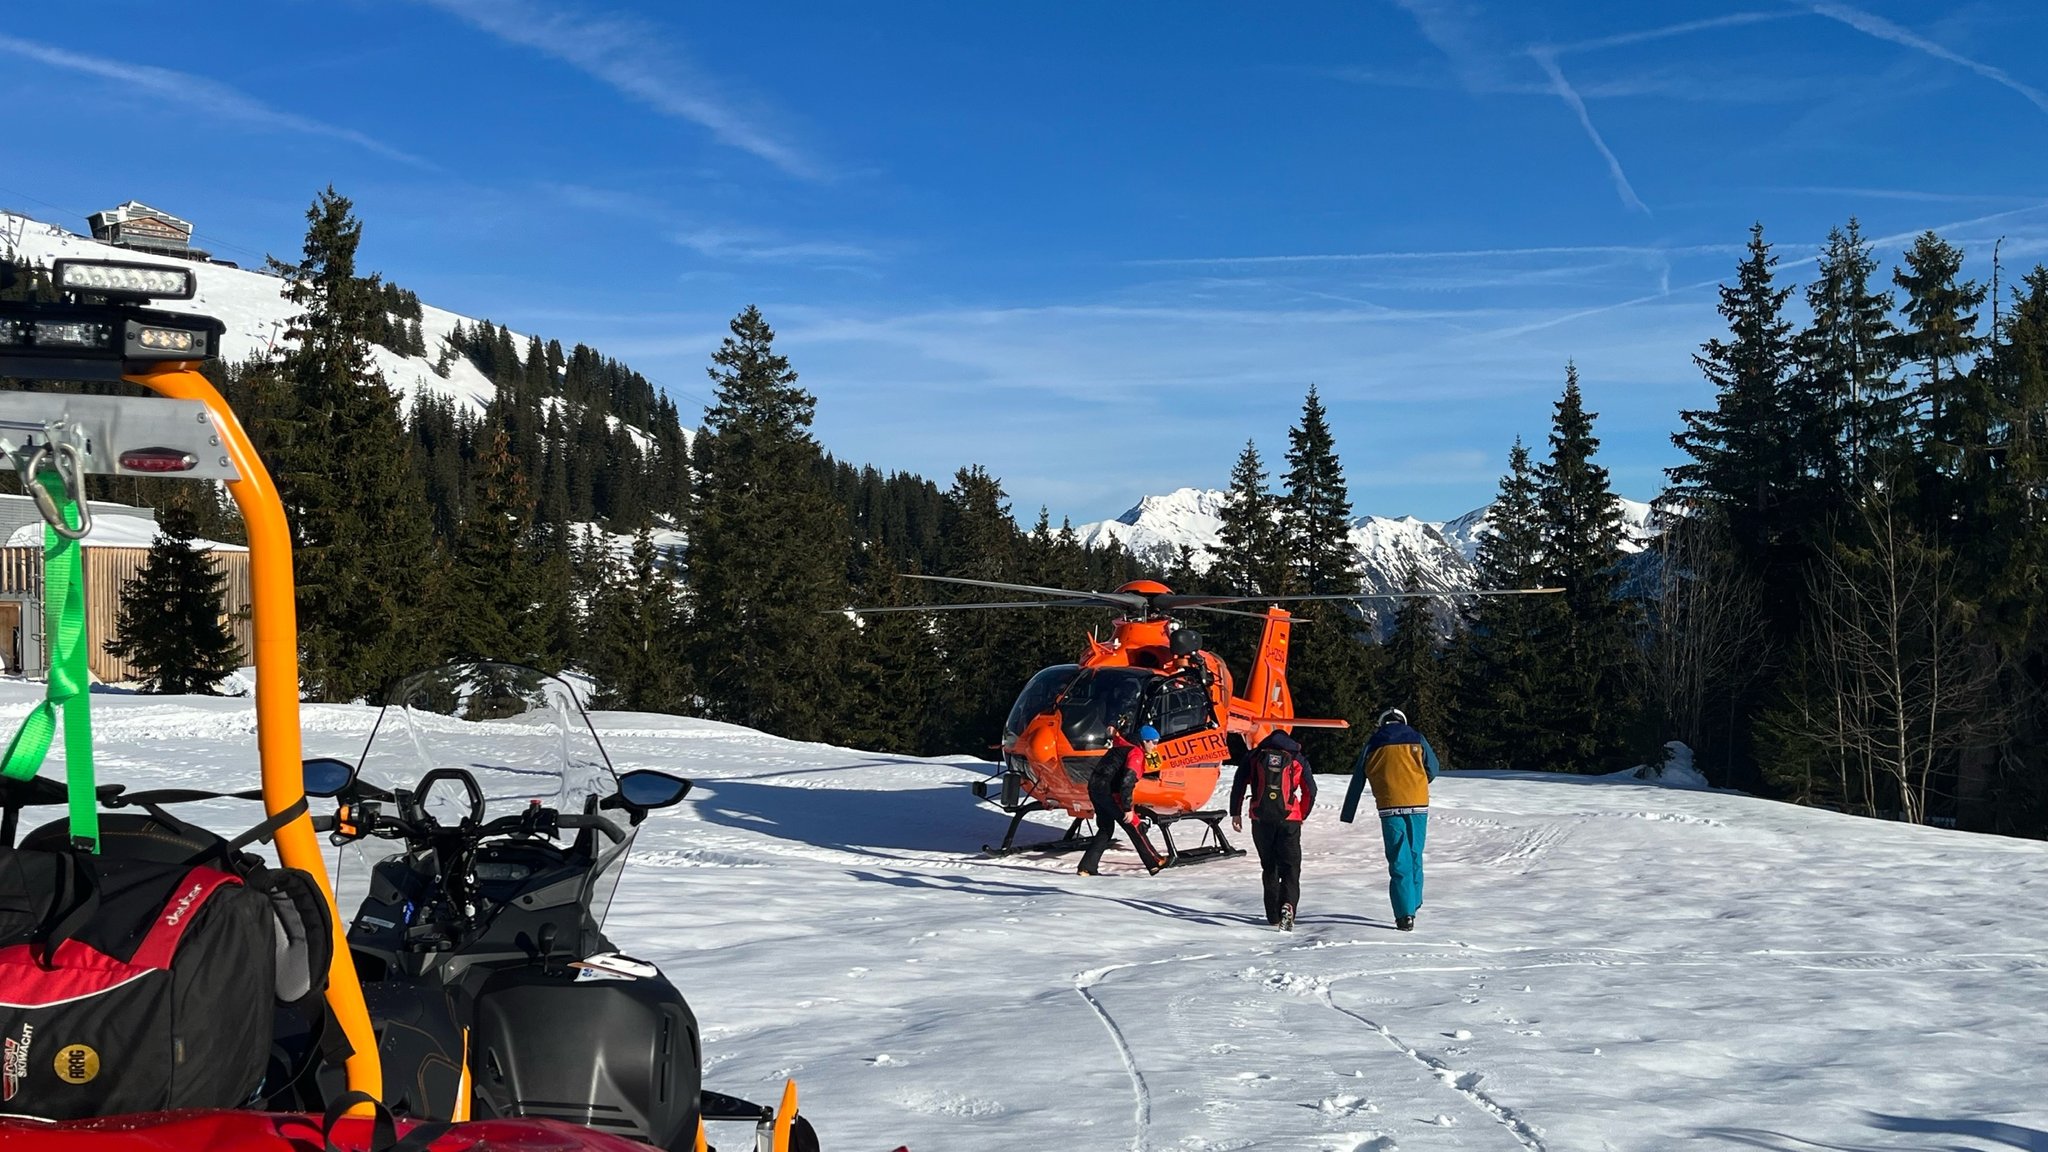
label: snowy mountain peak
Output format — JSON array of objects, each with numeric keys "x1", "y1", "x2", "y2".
[
  {"x1": 1077, "y1": 487, "x2": 1229, "y2": 560},
  {"x1": 1115, "y1": 487, "x2": 1228, "y2": 527},
  {"x1": 1077, "y1": 487, "x2": 1660, "y2": 602}
]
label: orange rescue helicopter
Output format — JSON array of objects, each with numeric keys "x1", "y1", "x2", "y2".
[{"x1": 855, "y1": 575, "x2": 1556, "y2": 870}]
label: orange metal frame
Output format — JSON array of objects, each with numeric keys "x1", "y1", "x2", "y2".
[{"x1": 125, "y1": 366, "x2": 383, "y2": 1102}]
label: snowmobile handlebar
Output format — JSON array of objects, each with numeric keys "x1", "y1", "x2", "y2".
[{"x1": 309, "y1": 801, "x2": 627, "y2": 847}]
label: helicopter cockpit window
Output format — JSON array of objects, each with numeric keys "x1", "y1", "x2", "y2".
[
  {"x1": 1005, "y1": 664, "x2": 1081, "y2": 743},
  {"x1": 1058, "y1": 667, "x2": 1154, "y2": 750},
  {"x1": 1146, "y1": 673, "x2": 1215, "y2": 741}
]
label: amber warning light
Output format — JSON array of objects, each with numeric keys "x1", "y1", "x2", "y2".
[{"x1": 119, "y1": 447, "x2": 199, "y2": 473}]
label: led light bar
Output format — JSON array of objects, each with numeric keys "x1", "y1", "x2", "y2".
[
  {"x1": 52, "y1": 259, "x2": 196, "y2": 301},
  {"x1": 37, "y1": 319, "x2": 118, "y2": 349},
  {"x1": 135, "y1": 325, "x2": 198, "y2": 353},
  {"x1": 0, "y1": 300, "x2": 224, "y2": 372},
  {"x1": 0, "y1": 317, "x2": 118, "y2": 351}
]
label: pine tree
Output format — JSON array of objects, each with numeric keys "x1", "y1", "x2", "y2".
[
  {"x1": 1797, "y1": 220, "x2": 1898, "y2": 499},
  {"x1": 1212, "y1": 440, "x2": 1287, "y2": 596},
  {"x1": 1891, "y1": 231, "x2": 1987, "y2": 517},
  {"x1": 1535, "y1": 365, "x2": 1636, "y2": 771},
  {"x1": 450, "y1": 427, "x2": 545, "y2": 665},
  {"x1": 930, "y1": 465, "x2": 1028, "y2": 753},
  {"x1": 1671, "y1": 225, "x2": 1802, "y2": 577},
  {"x1": 1280, "y1": 386, "x2": 1360, "y2": 596},
  {"x1": 1277, "y1": 387, "x2": 1370, "y2": 766},
  {"x1": 587, "y1": 526, "x2": 687, "y2": 712},
  {"x1": 1382, "y1": 566, "x2": 1456, "y2": 762},
  {"x1": 1456, "y1": 439, "x2": 1556, "y2": 768},
  {"x1": 107, "y1": 506, "x2": 242, "y2": 695},
  {"x1": 842, "y1": 565, "x2": 945, "y2": 754},
  {"x1": 1980, "y1": 266, "x2": 2048, "y2": 638},
  {"x1": 686, "y1": 306, "x2": 854, "y2": 741},
  {"x1": 266, "y1": 187, "x2": 445, "y2": 702}
]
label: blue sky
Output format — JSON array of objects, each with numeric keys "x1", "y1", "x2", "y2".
[{"x1": 4, "y1": 1, "x2": 2046, "y2": 524}]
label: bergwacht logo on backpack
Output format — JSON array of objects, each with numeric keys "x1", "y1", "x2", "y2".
[{"x1": 3, "y1": 1022, "x2": 34, "y2": 1102}]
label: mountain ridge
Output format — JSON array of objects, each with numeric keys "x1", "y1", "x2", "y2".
[{"x1": 1078, "y1": 485, "x2": 1657, "y2": 594}]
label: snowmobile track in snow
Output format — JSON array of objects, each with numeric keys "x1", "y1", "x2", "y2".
[
  {"x1": 1076, "y1": 962, "x2": 1156, "y2": 1151},
  {"x1": 1316, "y1": 987, "x2": 1548, "y2": 1151}
]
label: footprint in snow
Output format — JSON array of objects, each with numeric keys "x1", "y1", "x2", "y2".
[
  {"x1": 1444, "y1": 1029, "x2": 1472, "y2": 1040},
  {"x1": 1425, "y1": 1114, "x2": 1457, "y2": 1127},
  {"x1": 1313, "y1": 1093, "x2": 1378, "y2": 1119},
  {"x1": 868, "y1": 1054, "x2": 904, "y2": 1067},
  {"x1": 1233, "y1": 1072, "x2": 1273, "y2": 1084}
]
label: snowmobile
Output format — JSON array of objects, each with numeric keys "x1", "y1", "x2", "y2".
[
  {"x1": 0, "y1": 262, "x2": 823, "y2": 1151},
  {"x1": 291, "y1": 661, "x2": 822, "y2": 1152}
]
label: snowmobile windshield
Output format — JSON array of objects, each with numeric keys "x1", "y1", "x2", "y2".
[
  {"x1": 1057, "y1": 667, "x2": 1155, "y2": 751},
  {"x1": 357, "y1": 662, "x2": 617, "y2": 822},
  {"x1": 345, "y1": 662, "x2": 634, "y2": 920}
]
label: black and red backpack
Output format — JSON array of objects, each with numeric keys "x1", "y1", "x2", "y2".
[
  {"x1": 1252, "y1": 747, "x2": 1310, "y2": 823},
  {"x1": 0, "y1": 805, "x2": 335, "y2": 1121}
]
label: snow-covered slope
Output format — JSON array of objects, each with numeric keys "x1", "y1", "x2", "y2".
[
  {"x1": 1079, "y1": 489, "x2": 1661, "y2": 594},
  {"x1": 3, "y1": 210, "x2": 505, "y2": 420},
  {"x1": 22, "y1": 683, "x2": 2045, "y2": 1151}
]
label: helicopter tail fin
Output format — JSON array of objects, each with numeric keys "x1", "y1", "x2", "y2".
[
  {"x1": 1231, "y1": 606, "x2": 1351, "y2": 742},
  {"x1": 1238, "y1": 606, "x2": 1296, "y2": 723}
]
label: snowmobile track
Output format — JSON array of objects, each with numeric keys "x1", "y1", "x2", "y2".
[
  {"x1": 1316, "y1": 987, "x2": 1548, "y2": 1152},
  {"x1": 1076, "y1": 963, "x2": 1155, "y2": 1151}
]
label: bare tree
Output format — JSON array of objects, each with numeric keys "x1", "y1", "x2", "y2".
[
  {"x1": 1637, "y1": 504, "x2": 1769, "y2": 776},
  {"x1": 1772, "y1": 491, "x2": 2004, "y2": 823}
]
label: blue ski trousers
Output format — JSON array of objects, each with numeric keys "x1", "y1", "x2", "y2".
[{"x1": 1379, "y1": 810, "x2": 1428, "y2": 919}]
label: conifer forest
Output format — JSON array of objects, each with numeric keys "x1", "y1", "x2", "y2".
[{"x1": 13, "y1": 192, "x2": 2048, "y2": 841}]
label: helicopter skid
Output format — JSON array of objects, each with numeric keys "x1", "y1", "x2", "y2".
[
  {"x1": 1134, "y1": 807, "x2": 1247, "y2": 869},
  {"x1": 982, "y1": 801, "x2": 1093, "y2": 856}
]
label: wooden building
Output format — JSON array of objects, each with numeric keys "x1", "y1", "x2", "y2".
[
  {"x1": 84, "y1": 200, "x2": 211, "y2": 262},
  {"x1": 0, "y1": 496, "x2": 250, "y2": 683}
]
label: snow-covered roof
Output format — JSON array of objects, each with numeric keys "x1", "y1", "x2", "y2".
[{"x1": 4, "y1": 515, "x2": 245, "y2": 552}]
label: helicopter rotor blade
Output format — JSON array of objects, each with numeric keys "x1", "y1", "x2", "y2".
[
  {"x1": 1179, "y1": 603, "x2": 1307, "y2": 622},
  {"x1": 1157, "y1": 587, "x2": 1562, "y2": 609},
  {"x1": 843, "y1": 599, "x2": 1111, "y2": 614},
  {"x1": 903, "y1": 573, "x2": 1148, "y2": 611}
]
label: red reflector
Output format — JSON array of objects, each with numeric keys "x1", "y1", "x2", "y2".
[{"x1": 119, "y1": 447, "x2": 199, "y2": 473}]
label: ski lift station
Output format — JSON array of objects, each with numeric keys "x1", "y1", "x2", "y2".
[{"x1": 84, "y1": 201, "x2": 211, "y2": 263}]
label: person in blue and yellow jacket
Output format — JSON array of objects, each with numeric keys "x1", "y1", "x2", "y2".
[{"x1": 1339, "y1": 708, "x2": 1440, "y2": 931}]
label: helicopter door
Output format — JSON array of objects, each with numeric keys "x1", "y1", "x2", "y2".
[{"x1": 1144, "y1": 672, "x2": 1215, "y2": 742}]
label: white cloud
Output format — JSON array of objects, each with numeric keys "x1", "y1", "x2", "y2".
[
  {"x1": 1808, "y1": 2, "x2": 2048, "y2": 117},
  {"x1": 1134, "y1": 244, "x2": 1738, "y2": 267},
  {"x1": 1530, "y1": 49, "x2": 1650, "y2": 215},
  {"x1": 674, "y1": 228, "x2": 878, "y2": 264},
  {"x1": 0, "y1": 34, "x2": 429, "y2": 167},
  {"x1": 1543, "y1": 12, "x2": 1791, "y2": 56},
  {"x1": 417, "y1": 0, "x2": 821, "y2": 178}
]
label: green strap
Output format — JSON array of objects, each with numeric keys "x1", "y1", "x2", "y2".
[{"x1": 0, "y1": 469, "x2": 98, "y2": 852}]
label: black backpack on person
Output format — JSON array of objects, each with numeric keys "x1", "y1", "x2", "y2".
[
  {"x1": 1252, "y1": 747, "x2": 1307, "y2": 824},
  {"x1": 0, "y1": 810, "x2": 335, "y2": 1120}
]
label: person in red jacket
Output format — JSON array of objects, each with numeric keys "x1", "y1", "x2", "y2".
[
  {"x1": 1077, "y1": 726, "x2": 1165, "y2": 876},
  {"x1": 1230, "y1": 730, "x2": 1315, "y2": 930}
]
